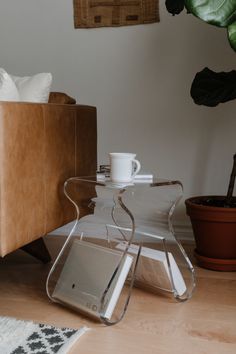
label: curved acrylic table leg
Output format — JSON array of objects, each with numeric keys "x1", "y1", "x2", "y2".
[{"x1": 108, "y1": 180, "x2": 196, "y2": 302}]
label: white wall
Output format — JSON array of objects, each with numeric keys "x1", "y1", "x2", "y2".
[{"x1": 0, "y1": 0, "x2": 235, "y2": 227}]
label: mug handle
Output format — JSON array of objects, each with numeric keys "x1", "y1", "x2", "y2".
[{"x1": 131, "y1": 159, "x2": 141, "y2": 179}]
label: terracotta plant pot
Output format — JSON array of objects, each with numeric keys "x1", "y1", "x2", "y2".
[{"x1": 185, "y1": 196, "x2": 236, "y2": 271}]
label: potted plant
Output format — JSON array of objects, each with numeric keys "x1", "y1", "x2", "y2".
[{"x1": 166, "y1": 0, "x2": 236, "y2": 271}]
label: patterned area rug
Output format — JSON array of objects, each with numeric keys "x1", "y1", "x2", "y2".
[{"x1": 0, "y1": 316, "x2": 88, "y2": 354}]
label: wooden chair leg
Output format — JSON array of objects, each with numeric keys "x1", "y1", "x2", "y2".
[{"x1": 21, "y1": 237, "x2": 51, "y2": 263}]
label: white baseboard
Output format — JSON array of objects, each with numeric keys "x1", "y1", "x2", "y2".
[
  {"x1": 173, "y1": 224, "x2": 194, "y2": 241},
  {"x1": 47, "y1": 220, "x2": 194, "y2": 242}
]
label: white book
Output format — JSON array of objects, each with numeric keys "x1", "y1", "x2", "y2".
[
  {"x1": 52, "y1": 240, "x2": 133, "y2": 320},
  {"x1": 133, "y1": 174, "x2": 154, "y2": 183},
  {"x1": 116, "y1": 242, "x2": 186, "y2": 296},
  {"x1": 133, "y1": 179, "x2": 154, "y2": 184},
  {"x1": 134, "y1": 174, "x2": 153, "y2": 180}
]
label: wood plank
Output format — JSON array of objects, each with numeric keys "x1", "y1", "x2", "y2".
[{"x1": 0, "y1": 240, "x2": 235, "y2": 353}]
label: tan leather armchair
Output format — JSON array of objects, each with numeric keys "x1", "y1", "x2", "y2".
[{"x1": 0, "y1": 94, "x2": 97, "y2": 260}]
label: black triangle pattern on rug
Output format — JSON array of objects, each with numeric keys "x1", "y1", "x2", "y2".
[{"x1": 11, "y1": 323, "x2": 77, "y2": 354}]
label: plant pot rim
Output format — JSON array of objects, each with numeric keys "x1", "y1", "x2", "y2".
[
  {"x1": 194, "y1": 249, "x2": 236, "y2": 271},
  {"x1": 185, "y1": 195, "x2": 236, "y2": 212}
]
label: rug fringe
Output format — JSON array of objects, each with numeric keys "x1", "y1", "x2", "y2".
[{"x1": 57, "y1": 326, "x2": 90, "y2": 354}]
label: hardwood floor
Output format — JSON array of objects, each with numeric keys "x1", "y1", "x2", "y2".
[{"x1": 0, "y1": 238, "x2": 236, "y2": 354}]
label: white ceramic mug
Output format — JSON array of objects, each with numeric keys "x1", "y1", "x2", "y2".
[{"x1": 109, "y1": 153, "x2": 141, "y2": 183}]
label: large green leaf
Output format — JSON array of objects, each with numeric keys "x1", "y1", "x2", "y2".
[
  {"x1": 228, "y1": 21, "x2": 236, "y2": 51},
  {"x1": 185, "y1": 0, "x2": 236, "y2": 27},
  {"x1": 165, "y1": 0, "x2": 185, "y2": 15},
  {"x1": 190, "y1": 67, "x2": 236, "y2": 106}
]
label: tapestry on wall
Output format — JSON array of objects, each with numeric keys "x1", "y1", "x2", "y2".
[{"x1": 73, "y1": 0, "x2": 159, "y2": 28}]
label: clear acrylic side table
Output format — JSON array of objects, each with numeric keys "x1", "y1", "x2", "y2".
[{"x1": 46, "y1": 176, "x2": 196, "y2": 325}]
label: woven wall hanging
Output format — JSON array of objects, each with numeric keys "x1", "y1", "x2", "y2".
[{"x1": 73, "y1": 0, "x2": 159, "y2": 28}]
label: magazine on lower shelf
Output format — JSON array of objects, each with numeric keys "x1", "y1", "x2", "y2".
[
  {"x1": 52, "y1": 240, "x2": 133, "y2": 320},
  {"x1": 116, "y1": 242, "x2": 186, "y2": 296}
]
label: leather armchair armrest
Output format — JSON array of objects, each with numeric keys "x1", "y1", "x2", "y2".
[{"x1": 0, "y1": 101, "x2": 97, "y2": 256}]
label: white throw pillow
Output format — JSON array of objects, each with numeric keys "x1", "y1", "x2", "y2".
[
  {"x1": 11, "y1": 72, "x2": 52, "y2": 103},
  {"x1": 0, "y1": 68, "x2": 20, "y2": 101}
]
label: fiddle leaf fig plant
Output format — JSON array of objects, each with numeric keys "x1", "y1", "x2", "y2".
[
  {"x1": 190, "y1": 67, "x2": 236, "y2": 106},
  {"x1": 228, "y1": 22, "x2": 236, "y2": 51},
  {"x1": 185, "y1": 0, "x2": 236, "y2": 27},
  {"x1": 165, "y1": 0, "x2": 185, "y2": 16},
  {"x1": 165, "y1": 0, "x2": 236, "y2": 106},
  {"x1": 165, "y1": 0, "x2": 236, "y2": 204},
  {"x1": 185, "y1": 0, "x2": 236, "y2": 51},
  {"x1": 166, "y1": 0, "x2": 236, "y2": 51}
]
